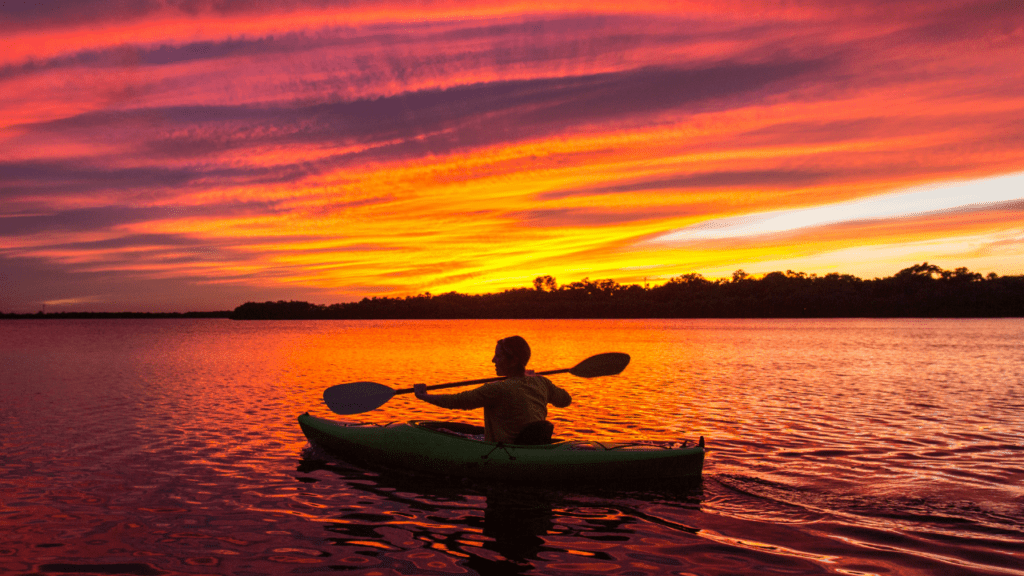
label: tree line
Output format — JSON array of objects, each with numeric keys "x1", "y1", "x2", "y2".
[{"x1": 229, "y1": 263, "x2": 1024, "y2": 319}]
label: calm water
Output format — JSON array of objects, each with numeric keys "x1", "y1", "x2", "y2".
[{"x1": 2, "y1": 318, "x2": 1022, "y2": 576}]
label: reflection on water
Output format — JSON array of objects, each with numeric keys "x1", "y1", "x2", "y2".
[
  {"x1": 296, "y1": 447, "x2": 707, "y2": 575},
  {"x1": 2, "y1": 318, "x2": 1023, "y2": 575}
]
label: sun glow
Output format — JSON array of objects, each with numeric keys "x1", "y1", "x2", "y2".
[
  {"x1": 2, "y1": 1, "x2": 1023, "y2": 311},
  {"x1": 651, "y1": 172, "x2": 1024, "y2": 243}
]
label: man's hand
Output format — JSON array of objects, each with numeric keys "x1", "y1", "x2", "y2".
[{"x1": 413, "y1": 383, "x2": 428, "y2": 399}]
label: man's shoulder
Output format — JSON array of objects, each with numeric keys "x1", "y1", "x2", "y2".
[
  {"x1": 530, "y1": 374, "x2": 555, "y2": 385},
  {"x1": 511, "y1": 374, "x2": 553, "y2": 382},
  {"x1": 519, "y1": 374, "x2": 559, "y2": 391},
  {"x1": 484, "y1": 375, "x2": 552, "y2": 388}
]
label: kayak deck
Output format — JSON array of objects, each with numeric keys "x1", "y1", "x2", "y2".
[{"x1": 298, "y1": 413, "x2": 705, "y2": 485}]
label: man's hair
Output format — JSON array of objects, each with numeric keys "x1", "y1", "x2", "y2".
[{"x1": 497, "y1": 335, "x2": 531, "y2": 368}]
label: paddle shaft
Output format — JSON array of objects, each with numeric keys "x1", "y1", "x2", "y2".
[
  {"x1": 393, "y1": 367, "x2": 573, "y2": 395},
  {"x1": 323, "y1": 353, "x2": 628, "y2": 415}
]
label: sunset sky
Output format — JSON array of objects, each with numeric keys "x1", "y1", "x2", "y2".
[{"x1": 2, "y1": 0, "x2": 1023, "y2": 312}]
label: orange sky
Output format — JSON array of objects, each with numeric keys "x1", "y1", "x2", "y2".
[{"x1": 2, "y1": 0, "x2": 1023, "y2": 312}]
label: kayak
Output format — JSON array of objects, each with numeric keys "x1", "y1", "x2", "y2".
[{"x1": 298, "y1": 413, "x2": 705, "y2": 485}]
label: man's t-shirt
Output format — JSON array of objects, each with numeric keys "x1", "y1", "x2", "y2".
[{"x1": 426, "y1": 375, "x2": 572, "y2": 443}]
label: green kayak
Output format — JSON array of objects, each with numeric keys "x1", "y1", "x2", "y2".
[{"x1": 298, "y1": 413, "x2": 705, "y2": 485}]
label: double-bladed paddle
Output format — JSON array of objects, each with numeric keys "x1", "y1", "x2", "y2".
[{"x1": 323, "y1": 352, "x2": 630, "y2": 415}]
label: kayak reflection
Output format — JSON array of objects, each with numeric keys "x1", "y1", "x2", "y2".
[
  {"x1": 482, "y1": 486, "x2": 554, "y2": 563},
  {"x1": 297, "y1": 448, "x2": 705, "y2": 574}
]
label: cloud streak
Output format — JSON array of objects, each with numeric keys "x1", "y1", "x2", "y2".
[
  {"x1": 1, "y1": 1, "x2": 1023, "y2": 311},
  {"x1": 648, "y1": 172, "x2": 1024, "y2": 243}
]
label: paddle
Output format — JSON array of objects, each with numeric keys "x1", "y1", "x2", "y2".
[{"x1": 323, "y1": 352, "x2": 630, "y2": 415}]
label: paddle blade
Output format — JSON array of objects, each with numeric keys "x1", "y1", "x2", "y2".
[
  {"x1": 569, "y1": 352, "x2": 630, "y2": 378},
  {"x1": 323, "y1": 381, "x2": 396, "y2": 414}
]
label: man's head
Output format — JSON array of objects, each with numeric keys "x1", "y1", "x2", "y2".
[{"x1": 493, "y1": 335, "x2": 531, "y2": 376}]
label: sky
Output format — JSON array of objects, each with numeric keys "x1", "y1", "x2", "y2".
[{"x1": 2, "y1": 0, "x2": 1023, "y2": 312}]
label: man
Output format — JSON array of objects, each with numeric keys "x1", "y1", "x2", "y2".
[{"x1": 413, "y1": 336, "x2": 572, "y2": 443}]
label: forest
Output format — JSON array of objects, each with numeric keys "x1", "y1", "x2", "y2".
[{"x1": 229, "y1": 263, "x2": 1024, "y2": 319}]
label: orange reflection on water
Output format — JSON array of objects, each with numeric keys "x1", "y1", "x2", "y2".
[
  {"x1": 271, "y1": 319, "x2": 716, "y2": 444},
  {"x1": 5, "y1": 318, "x2": 1024, "y2": 576}
]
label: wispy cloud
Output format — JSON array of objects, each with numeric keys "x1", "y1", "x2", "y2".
[
  {"x1": 648, "y1": 172, "x2": 1024, "y2": 243},
  {"x1": 1, "y1": 1, "x2": 1023, "y2": 311}
]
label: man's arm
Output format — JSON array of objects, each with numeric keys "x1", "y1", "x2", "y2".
[
  {"x1": 414, "y1": 382, "x2": 498, "y2": 409},
  {"x1": 548, "y1": 381, "x2": 572, "y2": 408}
]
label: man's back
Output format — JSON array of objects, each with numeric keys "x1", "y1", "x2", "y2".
[{"x1": 427, "y1": 375, "x2": 571, "y2": 442}]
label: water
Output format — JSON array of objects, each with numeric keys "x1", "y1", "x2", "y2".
[{"x1": 2, "y1": 318, "x2": 1022, "y2": 575}]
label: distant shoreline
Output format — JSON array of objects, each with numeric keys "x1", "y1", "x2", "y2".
[{"x1": 7, "y1": 263, "x2": 1022, "y2": 320}]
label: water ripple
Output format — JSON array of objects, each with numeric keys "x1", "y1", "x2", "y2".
[{"x1": 2, "y1": 318, "x2": 1023, "y2": 575}]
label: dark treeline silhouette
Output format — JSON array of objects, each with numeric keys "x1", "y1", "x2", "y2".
[{"x1": 230, "y1": 263, "x2": 1024, "y2": 320}]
